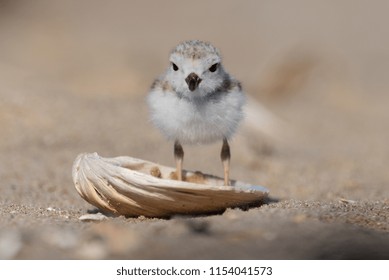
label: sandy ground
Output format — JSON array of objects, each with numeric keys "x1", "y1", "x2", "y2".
[{"x1": 0, "y1": 0, "x2": 388, "y2": 259}]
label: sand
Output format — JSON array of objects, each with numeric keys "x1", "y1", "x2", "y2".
[{"x1": 0, "y1": 0, "x2": 388, "y2": 259}]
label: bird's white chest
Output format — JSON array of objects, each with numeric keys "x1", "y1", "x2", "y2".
[{"x1": 148, "y1": 89, "x2": 245, "y2": 144}]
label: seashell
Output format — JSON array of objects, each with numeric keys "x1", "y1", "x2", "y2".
[{"x1": 72, "y1": 153, "x2": 268, "y2": 218}]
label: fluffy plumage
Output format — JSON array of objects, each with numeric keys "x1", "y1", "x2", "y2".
[{"x1": 147, "y1": 40, "x2": 245, "y2": 145}]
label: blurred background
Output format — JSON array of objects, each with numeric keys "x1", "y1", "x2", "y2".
[
  {"x1": 0, "y1": 0, "x2": 389, "y2": 203},
  {"x1": 1, "y1": 0, "x2": 388, "y2": 209},
  {"x1": 1, "y1": 0, "x2": 389, "y2": 260}
]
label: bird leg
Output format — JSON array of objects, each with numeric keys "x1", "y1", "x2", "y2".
[
  {"x1": 174, "y1": 140, "x2": 184, "y2": 181},
  {"x1": 221, "y1": 138, "x2": 231, "y2": 186}
]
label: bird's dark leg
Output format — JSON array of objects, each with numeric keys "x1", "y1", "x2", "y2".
[
  {"x1": 174, "y1": 140, "x2": 184, "y2": 181},
  {"x1": 221, "y1": 138, "x2": 231, "y2": 186}
]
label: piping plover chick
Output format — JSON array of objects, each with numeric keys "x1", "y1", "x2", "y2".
[{"x1": 147, "y1": 40, "x2": 245, "y2": 185}]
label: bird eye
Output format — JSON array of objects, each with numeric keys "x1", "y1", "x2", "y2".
[
  {"x1": 209, "y1": 63, "x2": 218, "y2": 72},
  {"x1": 172, "y1": 63, "x2": 179, "y2": 71}
]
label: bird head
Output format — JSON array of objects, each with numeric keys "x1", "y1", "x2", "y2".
[{"x1": 166, "y1": 40, "x2": 227, "y2": 99}]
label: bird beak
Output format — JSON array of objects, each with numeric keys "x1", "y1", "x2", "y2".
[{"x1": 185, "y1": 73, "x2": 202, "y2": 91}]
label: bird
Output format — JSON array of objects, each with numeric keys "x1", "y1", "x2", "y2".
[{"x1": 147, "y1": 40, "x2": 245, "y2": 186}]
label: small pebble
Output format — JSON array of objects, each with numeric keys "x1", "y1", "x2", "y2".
[
  {"x1": 79, "y1": 213, "x2": 108, "y2": 222},
  {"x1": 339, "y1": 198, "x2": 357, "y2": 204},
  {"x1": 0, "y1": 230, "x2": 23, "y2": 259}
]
